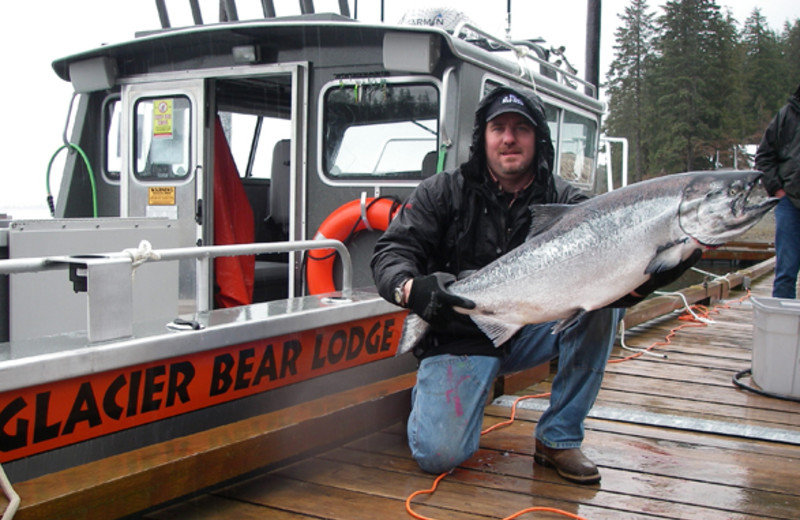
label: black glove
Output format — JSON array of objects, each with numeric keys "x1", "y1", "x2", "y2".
[
  {"x1": 407, "y1": 272, "x2": 476, "y2": 329},
  {"x1": 611, "y1": 249, "x2": 703, "y2": 307}
]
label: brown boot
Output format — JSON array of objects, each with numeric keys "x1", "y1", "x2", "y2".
[{"x1": 534, "y1": 440, "x2": 601, "y2": 484}]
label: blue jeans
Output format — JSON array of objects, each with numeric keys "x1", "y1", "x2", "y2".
[
  {"x1": 773, "y1": 197, "x2": 800, "y2": 299},
  {"x1": 407, "y1": 307, "x2": 623, "y2": 473}
]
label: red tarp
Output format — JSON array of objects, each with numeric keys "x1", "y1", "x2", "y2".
[{"x1": 213, "y1": 117, "x2": 254, "y2": 307}]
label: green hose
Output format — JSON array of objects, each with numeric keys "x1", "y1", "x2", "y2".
[
  {"x1": 436, "y1": 143, "x2": 447, "y2": 173},
  {"x1": 46, "y1": 143, "x2": 97, "y2": 218}
]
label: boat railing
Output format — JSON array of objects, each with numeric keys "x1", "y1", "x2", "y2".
[
  {"x1": 0, "y1": 239, "x2": 352, "y2": 343},
  {"x1": 153, "y1": 0, "x2": 351, "y2": 28},
  {"x1": 451, "y1": 21, "x2": 597, "y2": 97}
]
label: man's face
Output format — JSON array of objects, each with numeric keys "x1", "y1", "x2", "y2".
[{"x1": 484, "y1": 112, "x2": 537, "y2": 181}]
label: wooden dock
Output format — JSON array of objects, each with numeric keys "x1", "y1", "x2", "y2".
[{"x1": 138, "y1": 267, "x2": 800, "y2": 520}]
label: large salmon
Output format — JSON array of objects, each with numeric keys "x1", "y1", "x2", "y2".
[{"x1": 397, "y1": 170, "x2": 778, "y2": 355}]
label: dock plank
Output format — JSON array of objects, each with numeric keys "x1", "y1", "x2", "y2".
[
  {"x1": 219, "y1": 472, "x2": 489, "y2": 520},
  {"x1": 145, "y1": 494, "x2": 310, "y2": 520},
  {"x1": 272, "y1": 457, "x2": 662, "y2": 520},
  {"x1": 138, "y1": 271, "x2": 800, "y2": 520},
  {"x1": 325, "y1": 441, "x2": 799, "y2": 520}
]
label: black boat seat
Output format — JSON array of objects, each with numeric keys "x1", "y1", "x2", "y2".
[{"x1": 252, "y1": 139, "x2": 291, "y2": 301}]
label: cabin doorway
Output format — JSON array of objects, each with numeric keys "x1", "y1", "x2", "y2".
[{"x1": 120, "y1": 66, "x2": 306, "y2": 312}]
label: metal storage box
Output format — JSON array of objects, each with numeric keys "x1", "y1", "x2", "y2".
[{"x1": 751, "y1": 296, "x2": 800, "y2": 398}]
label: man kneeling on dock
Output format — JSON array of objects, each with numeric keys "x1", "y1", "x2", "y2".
[{"x1": 371, "y1": 85, "x2": 697, "y2": 484}]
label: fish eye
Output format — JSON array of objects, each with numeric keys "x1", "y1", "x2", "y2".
[{"x1": 728, "y1": 181, "x2": 743, "y2": 196}]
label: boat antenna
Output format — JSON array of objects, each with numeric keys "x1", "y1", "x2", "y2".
[
  {"x1": 505, "y1": 0, "x2": 511, "y2": 40},
  {"x1": 585, "y1": 0, "x2": 601, "y2": 98}
]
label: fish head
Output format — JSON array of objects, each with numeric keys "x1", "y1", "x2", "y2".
[{"x1": 678, "y1": 170, "x2": 778, "y2": 247}]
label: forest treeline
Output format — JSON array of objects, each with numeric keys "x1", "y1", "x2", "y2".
[{"x1": 603, "y1": 0, "x2": 800, "y2": 183}]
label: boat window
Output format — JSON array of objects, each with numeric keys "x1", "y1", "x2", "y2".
[
  {"x1": 558, "y1": 111, "x2": 597, "y2": 188},
  {"x1": 133, "y1": 96, "x2": 192, "y2": 181},
  {"x1": 218, "y1": 112, "x2": 290, "y2": 179},
  {"x1": 542, "y1": 103, "x2": 560, "y2": 151},
  {"x1": 322, "y1": 82, "x2": 438, "y2": 180},
  {"x1": 104, "y1": 96, "x2": 122, "y2": 182}
]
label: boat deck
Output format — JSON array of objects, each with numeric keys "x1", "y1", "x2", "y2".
[{"x1": 141, "y1": 271, "x2": 800, "y2": 520}]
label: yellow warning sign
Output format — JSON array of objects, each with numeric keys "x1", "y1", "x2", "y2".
[
  {"x1": 153, "y1": 99, "x2": 174, "y2": 139},
  {"x1": 148, "y1": 186, "x2": 176, "y2": 205}
]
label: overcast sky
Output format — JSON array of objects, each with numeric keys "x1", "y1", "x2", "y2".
[{"x1": 0, "y1": 0, "x2": 796, "y2": 217}]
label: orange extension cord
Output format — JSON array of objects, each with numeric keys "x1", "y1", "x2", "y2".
[
  {"x1": 404, "y1": 291, "x2": 752, "y2": 520},
  {"x1": 609, "y1": 289, "x2": 751, "y2": 364},
  {"x1": 404, "y1": 391, "x2": 588, "y2": 520}
]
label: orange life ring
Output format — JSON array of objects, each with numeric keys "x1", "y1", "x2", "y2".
[{"x1": 307, "y1": 197, "x2": 400, "y2": 295}]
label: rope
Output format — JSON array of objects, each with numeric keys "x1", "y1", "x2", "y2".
[
  {"x1": 612, "y1": 289, "x2": 752, "y2": 364},
  {"x1": 122, "y1": 240, "x2": 161, "y2": 270},
  {"x1": 0, "y1": 463, "x2": 19, "y2": 520},
  {"x1": 618, "y1": 319, "x2": 668, "y2": 359}
]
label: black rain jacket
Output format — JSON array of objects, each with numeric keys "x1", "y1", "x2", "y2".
[
  {"x1": 756, "y1": 94, "x2": 800, "y2": 209},
  {"x1": 371, "y1": 86, "x2": 588, "y2": 358}
]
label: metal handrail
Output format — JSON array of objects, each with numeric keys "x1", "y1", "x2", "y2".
[
  {"x1": 451, "y1": 21, "x2": 596, "y2": 97},
  {"x1": 0, "y1": 238, "x2": 353, "y2": 296}
]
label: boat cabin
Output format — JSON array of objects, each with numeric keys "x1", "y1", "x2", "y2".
[{"x1": 0, "y1": 1, "x2": 604, "y2": 492}]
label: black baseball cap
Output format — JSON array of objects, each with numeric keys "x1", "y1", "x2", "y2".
[{"x1": 485, "y1": 92, "x2": 537, "y2": 128}]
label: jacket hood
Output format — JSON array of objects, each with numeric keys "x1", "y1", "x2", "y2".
[
  {"x1": 789, "y1": 95, "x2": 800, "y2": 113},
  {"x1": 461, "y1": 85, "x2": 556, "y2": 187}
]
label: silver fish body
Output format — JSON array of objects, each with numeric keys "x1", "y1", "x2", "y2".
[{"x1": 397, "y1": 170, "x2": 778, "y2": 355}]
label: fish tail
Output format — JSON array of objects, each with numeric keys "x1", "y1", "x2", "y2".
[{"x1": 396, "y1": 313, "x2": 429, "y2": 356}]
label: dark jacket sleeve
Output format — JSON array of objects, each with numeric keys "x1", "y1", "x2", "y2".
[
  {"x1": 371, "y1": 173, "x2": 455, "y2": 303},
  {"x1": 553, "y1": 175, "x2": 591, "y2": 204},
  {"x1": 755, "y1": 109, "x2": 785, "y2": 196}
]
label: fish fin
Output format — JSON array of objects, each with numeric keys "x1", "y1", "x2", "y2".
[
  {"x1": 644, "y1": 238, "x2": 689, "y2": 275},
  {"x1": 551, "y1": 309, "x2": 586, "y2": 334},
  {"x1": 457, "y1": 269, "x2": 477, "y2": 279},
  {"x1": 470, "y1": 315, "x2": 523, "y2": 347},
  {"x1": 396, "y1": 313, "x2": 429, "y2": 356},
  {"x1": 526, "y1": 204, "x2": 572, "y2": 239}
]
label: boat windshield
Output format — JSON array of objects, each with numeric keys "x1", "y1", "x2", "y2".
[{"x1": 322, "y1": 81, "x2": 439, "y2": 180}]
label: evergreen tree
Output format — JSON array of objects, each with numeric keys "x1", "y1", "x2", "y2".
[
  {"x1": 741, "y1": 8, "x2": 786, "y2": 140},
  {"x1": 702, "y1": 7, "x2": 743, "y2": 169},
  {"x1": 648, "y1": 0, "x2": 729, "y2": 173},
  {"x1": 604, "y1": 0, "x2": 656, "y2": 183},
  {"x1": 781, "y1": 19, "x2": 800, "y2": 98},
  {"x1": 602, "y1": 2, "x2": 796, "y2": 180}
]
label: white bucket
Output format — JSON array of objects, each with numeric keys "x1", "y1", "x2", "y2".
[{"x1": 751, "y1": 297, "x2": 800, "y2": 398}]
